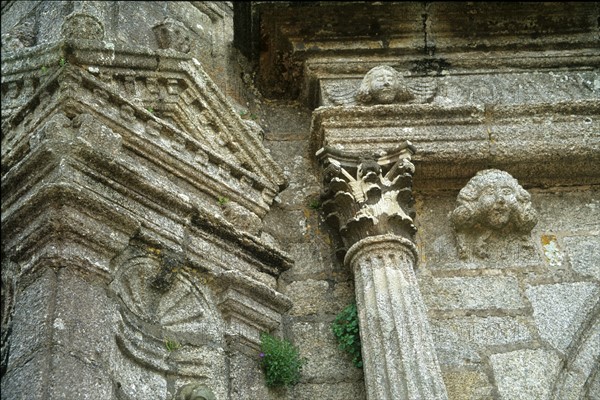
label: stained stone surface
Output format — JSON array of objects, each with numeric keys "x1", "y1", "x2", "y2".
[
  {"x1": 442, "y1": 370, "x2": 493, "y2": 400},
  {"x1": 490, "y1": 349, "x2": 561, "y2": 400},
  {"x1": 283, "y1": 279, "x2": 330, "y2": 317},
  {"x1": 526, "y1": 282, "x2": 600, "y2": 354},
  {"x1": 291, "y1": 321, "x2": 363, "y2": 381}
]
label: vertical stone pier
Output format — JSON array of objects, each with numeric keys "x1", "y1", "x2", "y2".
[
  {"x1": 346, "y1": 235, "x2": 447, "y2": 399},
  {"x1": 319, "y1": 144, "x2": 447, "y2": 400}
]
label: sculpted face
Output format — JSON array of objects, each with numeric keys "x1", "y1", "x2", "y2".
[
  {"x1": 477, "y1": 184, "x2": 518, "y2": 229},
  {"x1": 369, "y1": 68, "x2": 397, "y2": 104}
]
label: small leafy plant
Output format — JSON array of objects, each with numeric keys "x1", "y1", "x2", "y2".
[
  {"x1": 40, "y1": 65, "x2": 48, "y2": 74},
  {"x1": 308, "y1": 198, "x2": 322, "y2": 210},
  {"x1": 217, "y1": 196, "x2": 229, "y2": 206},
  {"x1": 59, "y1": 57, "x2": 67, "y2": 67},
  {"x1": 259, "y1": 333, "x2": 306, "y2": 387},
  {"x1": 164, "y1": 338, "x2": 181, "y2": 352},
  {"x1": 332, "y1": 303, "x2": 362, "y2": 368},
  {"x1": 147, "y1": 107, "x2": 154, "y2": 114}
]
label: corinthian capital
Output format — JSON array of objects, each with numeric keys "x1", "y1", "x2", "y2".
[{"x1": 317, "y1": 142, "x2": 417, "y2": 255}]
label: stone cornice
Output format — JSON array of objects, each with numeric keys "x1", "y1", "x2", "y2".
[
  {"x1": 2, "y1": 41, "x2": 287, "y2": 207},
  {"x1": 311, "y1": 101, "x2": 600, "y2": 189},
  {"x1": 244, "y1": 2, "x2": 599, "y2": 103},
  {"x1": 1, "y1": 133, "x2": 292, "y2": 279}
]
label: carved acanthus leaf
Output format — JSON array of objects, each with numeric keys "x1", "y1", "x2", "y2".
[{"x1": 318, "y1": 143, "x2": 416, "y2": 254}]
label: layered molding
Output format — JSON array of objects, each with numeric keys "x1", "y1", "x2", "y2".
[
  {"x1": 2, "y1": 41, "x2": 287, "y2": 214},
  {"x1": 311, "y1": 101, "x2": 600, "y2": 189},
  {"x1": 1, "y1": 22, "x2": 294, "y2": 382},
  {"x1": 243, "y1": 2, "x2": 599, "y2": 104}
]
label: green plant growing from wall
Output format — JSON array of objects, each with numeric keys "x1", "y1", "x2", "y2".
[
  {"x1": 259, "y1": 333, "x2": 306, "y2": 387},
  {"x1": 164, "y1": 338, "x2": 181, "y2": 352},
  {"x1": 217, "y1": 196, "x2": 229, "y2": 206},
  {"x1": 308, "y1": 197, "x2": 322, "y2": 210},
  {"x1": 332, "y1": 303, "x2": 363, "y2": 368}
]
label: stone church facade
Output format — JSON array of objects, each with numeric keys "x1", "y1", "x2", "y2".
[{"x1": 1, "y1": 2, "x2": 598, "y2": 399}]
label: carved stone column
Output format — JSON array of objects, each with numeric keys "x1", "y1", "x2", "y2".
[{"x1": 318, "y1": 143, "x2": 448, "y2": 400}]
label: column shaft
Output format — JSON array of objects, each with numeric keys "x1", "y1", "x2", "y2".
[{"x1": 346, "y1": 235, "x2": 447, "y2": 400}]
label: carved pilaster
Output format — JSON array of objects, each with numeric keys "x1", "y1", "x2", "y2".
[{"x1": 317, "y1": 143, "x2": 448, "y2": 400}]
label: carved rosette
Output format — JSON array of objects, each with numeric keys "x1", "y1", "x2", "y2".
[
  {"x1": 318, "y1": 143, "x2": 417, "y2": 256},
  {"x1": 61, "y1": 13, "x2": 105, "y2": 41}
]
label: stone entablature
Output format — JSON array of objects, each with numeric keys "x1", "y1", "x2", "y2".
[
  {"x1": 1, "y1": 4, "x2": 293, "y2": 398},
  {"x1": 2, "y1": 43, "x2": 286, "y2": 221},
  {"x1": 311, "y1": 101, "x2": 600, "y2": 189},
  {"x1": 246, "y1": 2, "x2": 599, "y2": 104}
]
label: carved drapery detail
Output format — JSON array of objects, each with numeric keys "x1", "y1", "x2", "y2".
[{"x1": 449, "y1": 169, "x2": 538, "y2": 259}]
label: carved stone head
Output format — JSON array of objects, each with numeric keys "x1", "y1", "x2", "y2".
[
  {"x1": 356, "y1": 66, "x2": 413, "y2": 105},
  {"x1": 450, "y1": 169, "x2": 537, "y2": 233},
  {"x1": 153, "y1": 18, "x2": 192, "y2": 53}
]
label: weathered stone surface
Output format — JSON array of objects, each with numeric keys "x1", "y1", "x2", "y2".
[
  {"x1": 266, "y1": 140, "x2": 321, "y2": 207},
  {"x1": 291, "y1": 321, "x2": 362, "y2": 381},
  {"x1": 1, "y1": 349, "x2": 48, "y2": 399},
  {"x1": 436, "y1": 317, "x2": 532, "y2": 347},
  {"x1": 490, "y1": 349, "x2": 561, "y2": 400},
  {"x1": 7, "y1": 270, "x2": 54, "y2": 366},
  {"x1": 449, "y1": 169, "x2": 537, "y2": 259},
  {"x1": 284, "y1": 280, "x2": 330, "y2": 317},
  {"x1": 3, "y1": 1, "x2": 600, "y2": 399},
  {"x1": 111, "y1": 349, "x2": 168, "y2": 400},
  {"x1": 526, "y1": 282, "x2": 600, "y2": 353},
  {"x1": 52, "y1": 270, "x2": 119, "y2": 363},
  {"x1": 49, "y1": 350, "x2": 113, "y2": 399},
  {"x1": 289, "y1": 382, "x2": 366, "y2": 400},
  {"x1": 422, "y1": 276, "x2": 526, "y2": 311},
  {"x1": 442, "y1": 369, "x2": 493, "y2": 400},
  {"x1": 552, "y1": 316, "x2": 600, "y2": 400},
  {"x1": 431, "y1": 323, "x2": 482, "y2": 366},
  {"x1": 563, "y1": 235, "x2": 600, "y2": 280},
  {"x1": 532, "y1": 189, "x2": 600, "y2": 232},
  {"x1": 347, "y1": 235, "x2": 448, "y2": 400}
]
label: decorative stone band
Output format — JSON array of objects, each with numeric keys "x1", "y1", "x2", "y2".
[{"x1": 345, "y1": 234, "x2": 448, "y2": 400}]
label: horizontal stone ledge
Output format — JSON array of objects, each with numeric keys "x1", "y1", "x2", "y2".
[{"x1": 312, "y1": 100, "x2": 600, "y2": 187}]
